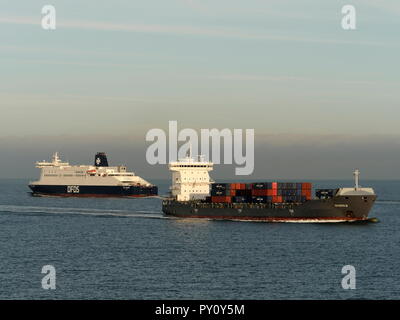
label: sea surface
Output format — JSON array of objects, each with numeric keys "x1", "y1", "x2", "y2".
[{"x1": 0, "y1": 179, "x2": 399, "y2": 299}]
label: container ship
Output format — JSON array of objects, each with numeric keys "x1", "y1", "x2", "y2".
[
  {"x1": 29, "y1": 152, "x2": 158, "y2": 197},
  {"x1": 162, "y1": 154, "x2": 376, "y2": 222}
]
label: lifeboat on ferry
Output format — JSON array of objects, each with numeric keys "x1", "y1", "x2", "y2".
[{"x1": 87, "y1": 169, "x2": 97, "y2": 174}]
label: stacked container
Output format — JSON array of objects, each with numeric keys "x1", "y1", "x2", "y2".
[
  {"x1": 209, "y1": 182, "x2": 312, "y2": 204},
  {"x1": 210, "y1": 183, "x2": 248, "y2": 202}
]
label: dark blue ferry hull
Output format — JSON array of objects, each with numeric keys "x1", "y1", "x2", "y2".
[{"x1": 29, "y1": 184, "x2": 158, "y2": 197}]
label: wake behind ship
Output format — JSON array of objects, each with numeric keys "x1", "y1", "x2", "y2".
[
  {"x1": 29, "y1": 152, "x2": 158, "y2": 197},
  {"x1": 162, "y1": 154, "x2": 377, "y2": 223}
]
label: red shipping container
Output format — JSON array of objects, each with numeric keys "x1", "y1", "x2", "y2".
[
  {"x1": 272, "y1": 182, "x2": 278, "y2": 190},
  {"x1": 272, "y1": 196, "x2": 283, "y2": 203},
  {"x1": 211, "y1": 196, "x2": 232, "y2": 203},
  {"x1": 301, "y1": 190, "x2": 312, "y2": 200},
  {"x1": 252, "y1": 189, "x2": 268, "y2": 196},
  {"x1": 230, "y1": 189, "x2": 236, "y2": 196},
  {"x1": 267, "y1": 189, "x2": 278, "y2": 196},
  {"x1": 302, "y1": 182, "x2": 312, "y2": 190}
]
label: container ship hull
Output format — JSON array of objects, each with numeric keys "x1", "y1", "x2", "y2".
[
  {"x1": 163, "y1": 154, "x2": 376, "y2": 223},
  {"x1": 29, "y1": 184, "x2": 158, "y2": 198},
  {"x1": 162, "y1": 194, "x2": 376, "y2": 222}
]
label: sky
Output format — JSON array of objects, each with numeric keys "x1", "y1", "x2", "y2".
[{"x1": 0, "y1": 0, "x2": 399, "y2": 179}]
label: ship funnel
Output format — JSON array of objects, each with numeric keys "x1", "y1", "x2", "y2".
[
  {"x1": 94, "y1": 152, "x2": 109, "y2": 167},
  {"x1": 353, "y1": 169, "x2": 360, "y2": 190}
]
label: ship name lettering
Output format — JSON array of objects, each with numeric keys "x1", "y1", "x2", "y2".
[{"x1": 67, "y1": 185, "x2": 80, "y2": 193}]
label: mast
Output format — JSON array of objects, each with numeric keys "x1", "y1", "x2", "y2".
[{"x1": 52, "y1": 152, "x2": 60, "y2": 164}]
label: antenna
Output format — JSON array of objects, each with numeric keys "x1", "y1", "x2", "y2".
[{"x1": 353, "y1": 169, "x2": 360, "y2": 190}]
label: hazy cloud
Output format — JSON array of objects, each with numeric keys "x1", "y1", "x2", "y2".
[
  {"x1": 1, "y1": 134, "x2": 399, "y2": 180},
  {"x1": 0, "y1": 15, "x2": 394, "y2": 47}
]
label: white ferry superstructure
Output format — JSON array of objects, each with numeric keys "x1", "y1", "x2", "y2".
[{"x1": 29, "y1": 152, "x2": 158, "y2": 197}]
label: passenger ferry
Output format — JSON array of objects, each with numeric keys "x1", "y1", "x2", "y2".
[{"x1": 29, "y1": 152, "x2": 158, "y2": 197}]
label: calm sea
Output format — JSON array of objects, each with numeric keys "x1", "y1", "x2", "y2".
[{"x1": 0, "y1": 179, "x2": 399, "y2": 299}]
